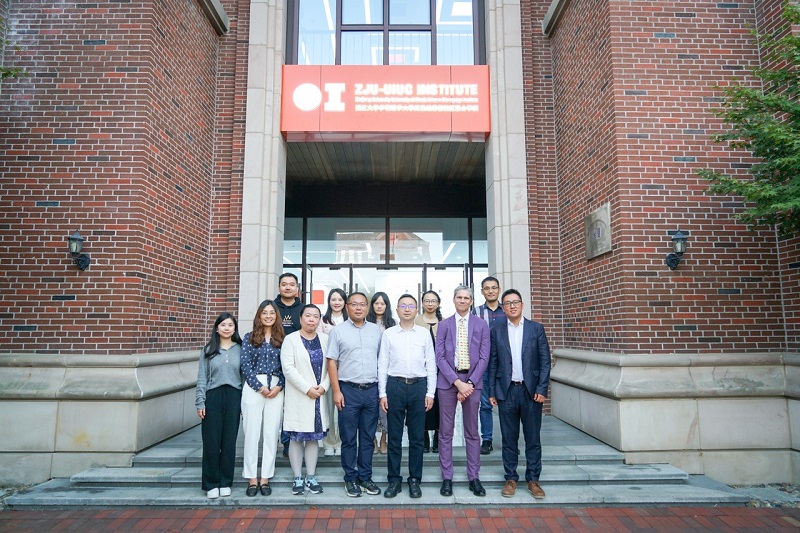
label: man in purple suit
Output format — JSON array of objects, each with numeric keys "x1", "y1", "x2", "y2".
[{"x1": 435, "y1": 285, "x2": 490, "y2": 497}]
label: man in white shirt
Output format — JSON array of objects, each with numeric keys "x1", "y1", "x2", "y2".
[{"x1": 378, "y1": 294, "x2": 436, "y2": 498}]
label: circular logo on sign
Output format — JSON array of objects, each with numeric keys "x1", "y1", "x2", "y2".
[{"x1": 293, "y1": 83, "x2": 322, "y2": 112}]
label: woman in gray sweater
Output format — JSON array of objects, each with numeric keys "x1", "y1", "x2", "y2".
[{"x1": 196, "y1": 312, "x2": 243, "y2": 499}]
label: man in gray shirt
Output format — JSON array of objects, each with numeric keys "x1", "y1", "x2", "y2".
[{"x1": 326, "y1": 292, "x2": 383, "y2": 497}]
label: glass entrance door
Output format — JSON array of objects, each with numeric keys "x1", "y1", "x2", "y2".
[{"x1": 305, "y1": 264, "x2": 478, "y2": 316}]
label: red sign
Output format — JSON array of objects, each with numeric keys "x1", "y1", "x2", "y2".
[{"x1": 281, "y1": 65, "x2": 490, "y2": 142}]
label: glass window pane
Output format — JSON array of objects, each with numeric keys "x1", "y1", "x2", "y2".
[
  {"x1": 472, "y1": 218, "x2": 487, "y2": 263},
  {"x1": 389, "y1": 0, "x2": 430, "y2": 25},
  {"x1": 298, "y1": 0, "x2": 337, "y2": 64},
  {"x1": 436, "y1": 0, "x2": 474, "y2": 65},
  {"x1": 389, "y1": 218, "x2": 468, "y2": 264},
  {"x1": 307, "y1": 218, "x2": 385, "y2": 264},
  {"x1": 342, "y1": 0, "x2": 383, "y2": 25},
  {"x1": 284, "y1": 218, "x2": 304, "y2": 266},
  {"x1": 388, "y1": 32, "x2": 431, "y2": 65},
  {"x1": 341, "y1": 32, "x2": 384, "y2": 64}
]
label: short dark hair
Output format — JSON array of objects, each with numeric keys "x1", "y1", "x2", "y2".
[
  {"x1": 501, "y1": 288, "x2": 523, "y2": 303},
  {"x1": 279, "y1": 272, "x2": 298, "y2": 284},
  {"x1": 300, "y1": 304, "x2": 321, "y2": 317},
  {"x1": 397, "y1": 293, "x2": 417, "y2": 306},
  {"x1": 347, "y1": 291, "x2": 368, "y2": 303},
  {"x1": 481, "y1": 276, "x2": 500, "y2": 288}
]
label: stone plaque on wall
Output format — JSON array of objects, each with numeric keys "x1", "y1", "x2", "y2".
[{"x1": 585, "y1": 203, "x2": 612, "y2": 259}]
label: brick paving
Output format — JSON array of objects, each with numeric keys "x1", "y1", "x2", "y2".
[{"x1": 2, "y1": 506, "x2": 800, "y2": 532}]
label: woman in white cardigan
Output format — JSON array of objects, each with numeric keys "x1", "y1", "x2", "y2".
[{"x1": 281, "y1": 304, "x2": 330, "y2": 496}]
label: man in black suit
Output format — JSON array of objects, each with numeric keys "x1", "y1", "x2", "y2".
[{"x1": 488, "y1": 289, "x2": 551, "y2": 499}]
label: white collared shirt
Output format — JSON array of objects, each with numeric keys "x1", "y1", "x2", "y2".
[
  {"x1": 378, "y1": 323, "x2": 436, "y2": 398},
  {"x1": 508, "y1": 319, "x2": 524, "y2": 382}
]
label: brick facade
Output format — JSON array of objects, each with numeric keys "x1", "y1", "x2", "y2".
[
  {"x1": 541, "y1": 0, "x2": 788, "y2": 354},
  {"x1": 1, "y1": 0, "x2": 797, "y2": 356},
  {"x1": 0, "y1": 0, "x2": 239, "y2": 354}
]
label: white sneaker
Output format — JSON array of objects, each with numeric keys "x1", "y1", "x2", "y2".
[
  {"x1": 207, "y1": 488, "x2": 220, "y2": 499},
  {"x1": 324, "y1": 448, "x2": 334, "y2": 457},
  {"x1": 219, "y1": 487, "x2": 232, "y2": 497},
  {"x1": 334, "y1": 448, "x2": 341, "y2": 456}
]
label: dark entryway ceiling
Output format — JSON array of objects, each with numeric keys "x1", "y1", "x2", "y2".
[{"x1": 286, "y1": 141, "x2": 486, "y2": 184}]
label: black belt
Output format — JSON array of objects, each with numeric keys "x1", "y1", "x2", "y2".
[
  {"x1": 341, "y1": 381, "x2": 377, "y2": 390},
  {"x1": 456, "y1": 369, "x2": 469, "y2": 374},
  {"x1": 511, "y1": 381, "x2": 525, "y2": 386},
  {"x1": 389, "y1": 376, "x2": 425, "y2": 385}
]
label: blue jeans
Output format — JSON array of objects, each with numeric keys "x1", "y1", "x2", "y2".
[{"x1": 479, "y1": 372, "x2": 493, "y2": 442}]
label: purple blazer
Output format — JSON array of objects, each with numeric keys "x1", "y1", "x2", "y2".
[{"x1": 435, "y1": 313, "x2": 490, "y2": 390}]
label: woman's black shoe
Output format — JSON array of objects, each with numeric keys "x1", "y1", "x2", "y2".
[
  {"x1": 246, "y1": 484, "x2": 259, "y2": 497},
  {"x1": 260, "y1": 483, "x2": 272, "y2": 496},
  {"x1": 423, "y1": 433, "x2": 431, "y2": 453},
  {"x1": 431, "y1": 431, "x2": 439, "y2": 453}
]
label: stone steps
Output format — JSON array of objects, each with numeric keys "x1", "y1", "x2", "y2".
[
  {"x1": 70, "y1": 462, "x2": 689, "y2": 487},
  {"x1": 5, "y1": 417, "x2": 750, "y2": 508}
]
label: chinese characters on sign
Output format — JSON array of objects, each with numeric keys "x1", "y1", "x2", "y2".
[{"x1": 281, "y1": 65, "x2": 491, "y2": 142}]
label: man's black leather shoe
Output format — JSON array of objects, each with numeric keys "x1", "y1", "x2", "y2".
[
  {"x1": 440, "y1": 479, "x2": 453, "y2": 496},
  {"x1": 384, "y1": 480, "x2": 401, "y2": 498},
  {"x1": 469, "y1": 478, "x2": 486, "y2": 496},
  {"x1": 408, "y1": 477, "x2": 422, "y2": 498}
]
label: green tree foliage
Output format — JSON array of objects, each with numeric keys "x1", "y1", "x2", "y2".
[{"x1": 698, "y1": 3, "x2": 800, "y2": 236}]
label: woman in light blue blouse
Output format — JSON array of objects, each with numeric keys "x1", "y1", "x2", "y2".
[
  {"x1": 240, "y1": 300, "x2": 285, "y2": 497},
  {"x1": 195, "y1": 312, "x2": 243, "y2": 500}
]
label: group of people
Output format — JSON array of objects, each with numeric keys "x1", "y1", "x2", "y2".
[{"x1": 195, "y1": 274, "x2": 552, "y2": 500}]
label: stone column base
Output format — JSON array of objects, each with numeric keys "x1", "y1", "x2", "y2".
[
  {"x1": 0, "y1": 352, "x2": 199, "y2": 486},
  {"x1": 551, "y1": 349, "x2": 800, "y2": 485}
]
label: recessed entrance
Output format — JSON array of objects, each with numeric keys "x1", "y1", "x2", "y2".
[
  {"x1": 283, "y1": 141, "x2": 488, "y2": 312},
  {"x1": 283, "y1": 214, "x2": 489, "y2": 314}
]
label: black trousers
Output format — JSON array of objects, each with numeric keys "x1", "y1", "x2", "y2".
[
  {"x1": 201, "y1": 385, "x2": 242, "y2": 491},
  {"x1": 424, "y1": 388, "x2": 439, "y2": 431},
  {"x1": 386, "y1": 377, "x2": 427, "y2": 482},
  {"x1": 338, "y1": 382, "x2": 379, "y2": 482}
]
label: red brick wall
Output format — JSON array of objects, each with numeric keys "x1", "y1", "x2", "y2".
[
  {"x1": 522, "y1": 0, "x2": 563, "y2": 347},
  {"x1": 0, "y1": 0, "x2": 231, "y2": 354},
  {"x1": 544, "y1": 0, "x2": 786, "y2": 354},
  {"x1": 208, "y1": 0, "x2": 247, "y2": 319},
  {"x1": 756, "y1": 0, "x2": 800, "y2": 351}
]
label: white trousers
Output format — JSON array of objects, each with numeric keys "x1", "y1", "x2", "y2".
[
  {"x1": 241, "y1": 375, "x2": 284, "y2": 480},
  {"x1": 322, "y1": 386, "x2": 341, "y2": 451}
]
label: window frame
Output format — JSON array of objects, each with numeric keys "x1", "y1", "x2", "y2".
[{"x1": 287, "y1": 0, "x2": 485, "y2": 66}]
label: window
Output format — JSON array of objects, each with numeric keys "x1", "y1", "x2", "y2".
[{"x1": 290, "y1": 0, "x2": 483, "y2": 65}]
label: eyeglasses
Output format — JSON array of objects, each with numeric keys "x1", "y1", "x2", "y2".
[
  {"x1": 398, "y1": 304, "x2": 417, "y2": 310},
  {"x1": 502, "y1": 300, "x2": 522, "y2": 308},
  {"x1": 422, "y1": 299, "x2": 438, "y2": 304},
  {"x1": 348, "y1": 302, "x2": 368, "y2": 308}
]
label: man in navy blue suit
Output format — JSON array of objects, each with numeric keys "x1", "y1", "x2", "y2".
[{"x1": 488, "y1": 289, "x2": 551, "y2": 499}]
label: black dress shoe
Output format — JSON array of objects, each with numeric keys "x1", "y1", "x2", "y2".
[
  {"x1": 384, "y1": 480, "x2": 402, "y2": 498},
  {"x1": 469, "y1": 478, "x2": 486, "y2": 496},
  {"x1": 260, "y1": 483, "x2": 271, "y2": 496},
  {"x1": 408, "y1": 478, "x2": 422, "y2": 499},
  {"x1": 440, "y1": 479, "x2": 453, "y2": 496},
  {"x1": 246, "y1": 484, "x2": 258, "y2": 497}
]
